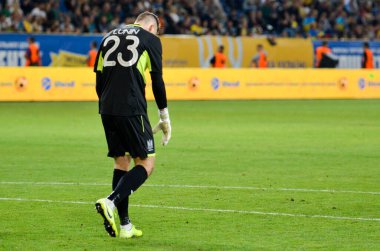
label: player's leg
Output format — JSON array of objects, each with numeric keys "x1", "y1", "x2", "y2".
[
  {"x1": 107, "y1": 114, "x2": 155, "y2": 205},
  {"x1": 110, "y1": 114, "x2": 156, "y2": 238},
  {"x1": 95, "y1": 115, "x2": 126, "y2": 237},
  {"x1": 113, "y1": 156, "x2": 131, "y2": 191},
  {"x1": 107, "y1": 156, "x2": 154, "y2": 205},
  {"x1": 134, "y1": 156, "x2": 155, "y2": 176},
  {"x1": 112, "y1": 155, "x2": 132, "y2": 227},
  {"x1": 97, "y1": 114, "x2": 156, "y2": 238},
  {"x1": 117, "y1": 156, "x2": 154, "y2": 238}
]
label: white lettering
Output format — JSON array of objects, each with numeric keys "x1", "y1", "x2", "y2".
[
  {"x1": 0, "y1": 50, "x2": 26, "y2": 66},
  {"x1": 126, "y1": 29, "x2": 139, "y2": 35},
  {"x1": 0, "y1": 51, "x2": 6, "y2": 66},
  {"x1": 0, "y1": 41, "x2": 28, "y2": 49},
  {"x1": 112, "y1": 28, "x2": 140, "y2": 35},
  {"x1": 7, "y1": 51, "x2": 19, "y2": 66},
  {"x1": 19, "y1": 51, "x2": 26, "y2": 66},
  {"x1": 337, "y1": 55, "x2": 361, "y2": 69}
]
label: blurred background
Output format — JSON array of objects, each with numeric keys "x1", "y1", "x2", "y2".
[
  {"x1": 0, "y1": 0, "x2": 379, "y2": 67},
  {"x1": 1, "y1": 0, "x2": 379, "y2": 38},
  {"x1": 0, "y1": 0, "x2": 379, "y2": 101}
]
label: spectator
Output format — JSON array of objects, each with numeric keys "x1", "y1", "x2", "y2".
[
  {"x1": 97, "y1": 15, "x2": 110, "y2": 34},
  {"x1": 30, "y1": 3, "x2": 46, "y2": 21},
  {"x1": 71, "y1": 6, "x2": 83, "y2": 30},
  {"x1": 9, "y1": 9, "x2": 24, "y2": 32},
  {"x1": 209, "y1": 18, "x2": 224, "y2": 35},
  {"x1": 0, "y1": 12, "x2": 12, "y2": 31},
  {"x1": 60, "y1": 15, "x2": 74, "y2": 33},
  {"x1": 47, "y1": 20, "x2": 60, "y2": 33},
  {"x1": 99, "y1": 2, "x2": 113, "y2": 23},
  {"x1": 20, "y1": 0, "x2": 34, "y2": 16},
  {"x1": 226, "y1": 20, "x2": 238, "y2": 36},
  {"x1": 239, "y1": 17, "x2": 249, "y2": 36},
  {"x1": 109, "y1": 15, "x2": 120, "y2": 30},
  {"x1": 302, "y1": 10, "x2": 316, "y2": 33},
  {"x1": 190, "y1": 17, "x2": 204, "y2": 35},
  {"x1": 0, "y1": 0, "x2": 379, "y2": 39},
  {"x1": 308, "y1": 22, "x2": 319, "y2": 38},
  {"x1": 31, "y1": 16, "x2": 43, "y2": 33},
  {"x1": 247, "y1": 10, "x2": 265, "y2": 35},
  {"x1": 243, "y1": 0, "x2": 258, "y2": 13},
  {"x1": 81, "y1": 16, "x2": 95, "y2": 33},
  {"x1": 45, "y1": 1, "x2": 60, "y2": 30}
]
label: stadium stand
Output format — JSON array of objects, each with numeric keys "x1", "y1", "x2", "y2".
[{"x1": 0, "y1": 0, "x2": 379, "y2": 39}]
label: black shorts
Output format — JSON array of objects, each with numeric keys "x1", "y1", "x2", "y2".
[{"x1": 101, "y1": 114, "x2": 155, "y2": 159}]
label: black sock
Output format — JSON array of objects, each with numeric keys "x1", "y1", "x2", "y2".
[
  {"x1": 112, "y1": 169, "x2": 129, "y2": 223},
  {"x1": 108, "y1": 165, "x2": 148, "y2": 206},
  {"x1": 112, "y1": 169, "x2": 126, "y2": 190}
]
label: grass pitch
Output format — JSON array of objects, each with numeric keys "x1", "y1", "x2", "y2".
[{"x1": 0, "y1": 100, "x2": 379, "y2": 250}]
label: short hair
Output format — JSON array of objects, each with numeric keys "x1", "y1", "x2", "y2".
[
  {"x1": 364, "y1": 42, "x2": 369, "y2": 48},
  {"x1": 29, "y1": 37, "x2": 35, "y2": 43},
  {"x1": 322, "y1": 41, "x2": 328, "y2": 46},
  {"x1": 91, "y1": 41, "x2": 97, "y2": 48},
  {"x1": 135, "y1": 11, "x2": 160, "y2": 33}
]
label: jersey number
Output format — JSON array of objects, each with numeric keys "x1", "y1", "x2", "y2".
[{"x1": 103, "y1": 35, "x2": 139, "y2": 67}]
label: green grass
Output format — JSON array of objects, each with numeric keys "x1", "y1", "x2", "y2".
[{"x1": 0, "y1": 100, "x2": 379, "y2": 250}]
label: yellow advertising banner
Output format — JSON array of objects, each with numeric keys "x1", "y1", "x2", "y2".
[
  {"x1": 147, "y1": 69, "x2": 380, "y2": 100},
  {"x1": 162, "y1": 36, "x2": 314, "y2": 68},
  {"x1": 0, "y1": 67, "x2": 96, "y2": 101},
  {"x1": 0, "y1": 67, "x2": 379, "y2": 101}
]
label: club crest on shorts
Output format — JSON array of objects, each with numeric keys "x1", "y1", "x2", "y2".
[{"x1": 147, "y1": 139, "x2": 154, "y2": 151}]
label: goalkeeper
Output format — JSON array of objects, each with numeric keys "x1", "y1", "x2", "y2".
[{"x1": 93, "y1": 11, "x2": 171, "y2": 238}]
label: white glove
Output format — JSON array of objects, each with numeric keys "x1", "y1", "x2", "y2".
[{"x1": 153, "y1": 108, "x2": 171, "y2": 146}]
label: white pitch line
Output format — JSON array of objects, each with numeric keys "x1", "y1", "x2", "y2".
[
  {"x1": 0, "y1": 197, "x2": 379, "y2": 222},
  {"x1": 1, "y1": 181, "x2": 379, "y2": 195},
  {"x1": 146, "y1": 184, "x2": 380, "y2": 195},
  {"x1": 0, "y1": 181, "x2": 109, "y2": 186}
]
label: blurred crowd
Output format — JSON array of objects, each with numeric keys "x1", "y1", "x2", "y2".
[{"x1": 0, "y1": 0, "x2": 379, "y2": 39}]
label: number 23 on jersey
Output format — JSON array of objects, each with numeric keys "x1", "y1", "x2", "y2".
[{"x1": 103, "y1": 35, "x2": 140, "y2": 68}]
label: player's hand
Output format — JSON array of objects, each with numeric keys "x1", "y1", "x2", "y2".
[{"x1": 153, "y1": 108, "x2": 171, "y2": 146}]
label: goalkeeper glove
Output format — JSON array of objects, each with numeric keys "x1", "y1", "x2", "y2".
[{"x1": 153, "y1": 108, "x2": 171, "y2": 146}]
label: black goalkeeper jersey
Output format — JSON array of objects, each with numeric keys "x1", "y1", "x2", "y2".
[{"x1": 94, "y1": 24, "x2": 167, "y2": 116}]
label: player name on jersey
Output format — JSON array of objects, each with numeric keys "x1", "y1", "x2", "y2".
[{"x1": 111, "y1": 27, "x2": 140, "y2": 35}]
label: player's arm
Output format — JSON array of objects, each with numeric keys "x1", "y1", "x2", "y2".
[
  {"x1": 93, "y1": 45, "x2": 104, "y2": 99},
  {"x1": 147, "y1": 36, "x2": 171, "y2": 146}
]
